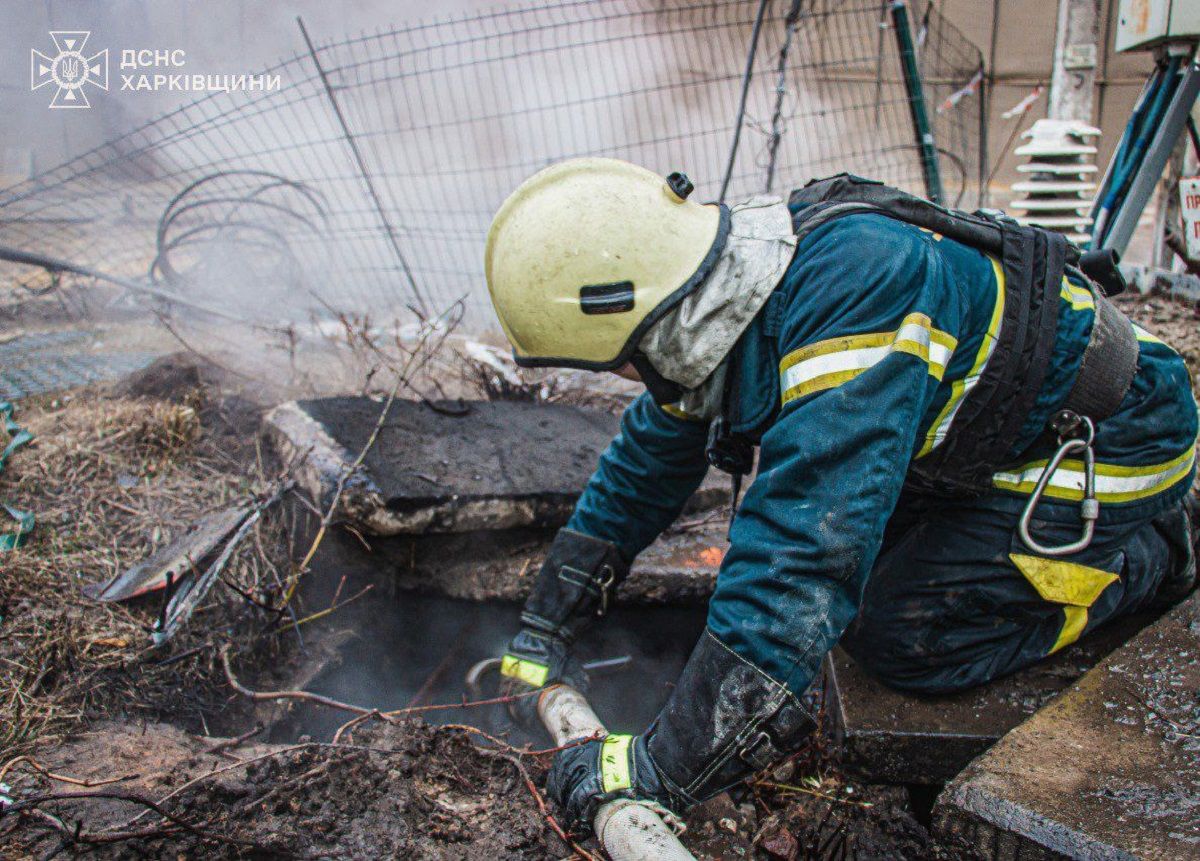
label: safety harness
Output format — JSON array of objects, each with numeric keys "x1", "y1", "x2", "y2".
[{"x1": 708, "y1": 174, "x2": 1140, "y2": 555}]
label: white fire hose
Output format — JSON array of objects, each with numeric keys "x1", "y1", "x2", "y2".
[{"x1": 537, "y1": 685, "x2": 696, "y2": 861}]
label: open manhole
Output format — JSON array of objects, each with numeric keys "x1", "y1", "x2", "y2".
[{"x1": 275, "y1": 592, "x2": 708, "y2": 744}]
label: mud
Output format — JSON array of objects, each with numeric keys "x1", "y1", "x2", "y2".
[{"x1": 3, "y1": 721, "x2": 557, "y2": 860}]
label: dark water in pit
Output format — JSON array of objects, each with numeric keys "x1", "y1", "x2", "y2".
[{"x1": 279, "y1": 593, "x2": 708, "y2": 744}]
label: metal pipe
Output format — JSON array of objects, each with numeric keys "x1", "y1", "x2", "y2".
[
  {"x1": 0, "y1": 242, "x2": 250, "y2": 325},
  {"x1": 296, "y1": 16, "x2": 430, "y2": 316},
  {"x1": 1098, "y1": 54, "x2": 1200, "y2": 254},
  {"x1": 537, "y1": 685, "x2": 696, "y2": 861}
]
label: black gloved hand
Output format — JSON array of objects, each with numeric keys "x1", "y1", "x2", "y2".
[
  {"x1": 499, "y1": 628, "x2": 588, "y2": 728},
  {"x1": 547, "y1": 628, "x2": 816, "y2": 834},
  {"x1": 498, "y1": 529, "x2": 628, "y2": 728},
  {"x1": 545, "y1": 733, "x2": 675, "y2": 834}
]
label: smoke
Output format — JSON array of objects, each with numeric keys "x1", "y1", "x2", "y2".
[
  {"x1": 0, "y1": 0, "x2": 984, "y2": 399},
  {"x1": 0, "y1": 0, "x2": 506, "y2": 170}
]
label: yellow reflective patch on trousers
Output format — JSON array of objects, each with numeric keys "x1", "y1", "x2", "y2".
[
  {"x1": 600, "y1": 733, "x2": 633, "y2": 793},
  {"x1": 500, "y1": 655, "x2": 549, "y2": 688},
  {"x1": 1010, "y1": 554, "x2": 1119, "y2": 653},
  {"x1": 1054, "y1": 606, "x2": 1089, "y2": 653}
]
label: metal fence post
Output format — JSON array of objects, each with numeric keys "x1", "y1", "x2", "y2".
[{"x1": 891, "y1": 0, "x2": 944, "y2": 204}]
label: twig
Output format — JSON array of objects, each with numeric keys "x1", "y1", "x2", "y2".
[
  {"x1": 114, "y1": 743, "x2": 317, "y2": 830},
  {"x1": 153, "y1": 643, "x2": 212, "y2": 668},
  {"x1": 0, "y1": 757, "x2": 136, "y2": 789},
  {"x1": 754, "y1": 779, "x2": 874, "y2": 808},
  {"x1": 220, "y1": 644, "x2": 538, "y2": 719},
  {"x1": 500, "y1": 751, "x2": 599, "y2": 861},
  {"x1": 332, "y1": 710, "x2": 380, "y2": 744},
  {"x1": 5, "y1": 789, "x2": 225, "y2": 840},
  {"x1": 99, "y1": 498, "x2": 142, "y2": 517},
  {"x1": 204, "y1": 723, "x2": 263, "y2": 755},
  {"x1": 286, "y1": 376, "x2": 403, "y2": 603},
  {"x1": 444, "y1": 724, "x2": 602, "y2": 759},
  {"x1": 285, "y1": 583, "x2": 373, "y2": 629}
]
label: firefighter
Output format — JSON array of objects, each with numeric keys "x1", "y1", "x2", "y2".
[{"x1": 483, "y1": 158, "x2": 1199, "y2": 831}]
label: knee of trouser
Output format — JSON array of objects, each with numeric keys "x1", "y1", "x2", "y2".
[
  {"x1": 841, "y1": 633, "x2": 1004, "y2": 694},
  {"x1": 1146, "y1": 500, "x2": 1198, "y2": 608}
]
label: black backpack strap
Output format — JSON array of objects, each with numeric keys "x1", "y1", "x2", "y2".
[{"x1": 911, "y1": 224, "x2": 1064, "y2": 494}]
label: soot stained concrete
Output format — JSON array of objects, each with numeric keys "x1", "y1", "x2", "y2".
[
  {"x1": 932, "y1": 592, "x2": 1200, "y2": 859},
  {"x1": 267, "y1": 397, "x2": 728, "y2": 535},
  {"x1": 268, "y1": 398, "x2": 619, "y2": 535}
]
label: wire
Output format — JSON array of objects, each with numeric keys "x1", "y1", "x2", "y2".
[{"x1": 719, "y1": 0, "x2": 771, "y2": 203}]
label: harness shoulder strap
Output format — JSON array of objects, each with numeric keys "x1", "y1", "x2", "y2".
[{"x1": 787, "y1": 174, "x2": 1136, "y2": 495}]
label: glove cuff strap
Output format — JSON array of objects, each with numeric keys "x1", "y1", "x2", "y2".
[
  {"x1": 521, "y1": 528, "x2": 628, "y2": 641},
  {"x1": 645, "y1": 629, "x2": 815, "y2": 806}
]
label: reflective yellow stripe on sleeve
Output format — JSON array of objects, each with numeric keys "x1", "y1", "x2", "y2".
[
  {"x1": 1133, "y1": 324, "x2": 1165, "y2": 345},
  {"x1": 779, "y1": 312, "x2": 957, "y2": 405},
  {"x1": 500, "y1": 655, "x2": 549, "y2": 688},
  {"x1": 600, "y1": 733, "x2": 633, "y2": 793},
  {"x1": 1060, "y1": 277, "x2": 1095, "y2": 311}
]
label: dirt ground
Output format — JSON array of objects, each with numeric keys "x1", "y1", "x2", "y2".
[{"x1": 2, "y1": 292, "x2": 1199, "y2": 859}]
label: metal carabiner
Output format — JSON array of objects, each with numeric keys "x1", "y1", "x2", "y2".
[{"x1": 1018, "y1": 416, "x2": 1099, "y2": 557}]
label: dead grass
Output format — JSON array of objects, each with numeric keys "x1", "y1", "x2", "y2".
[{"x1": 0, "y1": 386, "x2": 288, "y2": 756}]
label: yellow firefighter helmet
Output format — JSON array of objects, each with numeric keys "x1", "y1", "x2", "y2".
[{"x1": 484, "y1": 157, "x2": 727, "y2": 370}]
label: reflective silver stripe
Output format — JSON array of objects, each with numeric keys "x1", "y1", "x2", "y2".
[
  {"x1": 779, "y1": 313, "x2": 956, "y2": 404},
  {"x1": 918, "y1": 256, "x2": 1005, "y2": 457},
  {"x1": 994, "y1": 447, "x2": 1195, "y2": 503}
]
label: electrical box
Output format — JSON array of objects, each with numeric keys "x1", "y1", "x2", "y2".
[{"x1": 1116, "y1": 0, "x2": 1200, "y2": 52}]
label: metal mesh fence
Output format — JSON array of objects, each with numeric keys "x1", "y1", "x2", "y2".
[{"x1": 0, "y1": 0, "x2": 984, "y2": 333}]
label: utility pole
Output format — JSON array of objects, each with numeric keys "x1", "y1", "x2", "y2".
[
  {"x1": 1048, "y1": 0, "x2": 1102, "y2": 122},
  {"x1": 1010, "y1": 0, "x2": 1102, "y2": 241}
]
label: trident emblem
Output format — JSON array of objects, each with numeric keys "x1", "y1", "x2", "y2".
[{"x1": 31, "y1": 31, "x2": 108, "y2": 109}]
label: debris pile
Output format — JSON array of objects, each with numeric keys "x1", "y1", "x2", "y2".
[{"x1": 0, "y1": 370, "x2": 285, "y2": 756}]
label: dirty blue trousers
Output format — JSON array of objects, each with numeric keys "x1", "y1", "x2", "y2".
[{"x1": 842, "y1": 490, "x2": 1195, "y2": 693}]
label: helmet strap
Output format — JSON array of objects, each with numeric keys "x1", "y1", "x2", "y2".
[{"x1": 629, "y1": 352, "x2": 684, "y2": 406}]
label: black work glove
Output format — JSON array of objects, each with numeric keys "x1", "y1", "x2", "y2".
[
  {"x1": 547, "y1": 628, "x2": 816, "y2": 834},
  {"x1": 499, "y1": 628, "x2": 588, "y2": 727},
  {"x1": 499, "y1": 528, "x2": 628, "y2": 728},
  {"x1": 546, "y1": 733, "x2": 675, "y2": 834}
]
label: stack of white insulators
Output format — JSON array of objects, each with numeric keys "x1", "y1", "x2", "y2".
[{"x1": 1010, "y1": 118, "x2": 1100, "y2": 243}]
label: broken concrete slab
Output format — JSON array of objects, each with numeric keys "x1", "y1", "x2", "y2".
[
  {"x1": 268, "y1": 396, "x2": 727, "y2": 535},
  {"x1": 825, "y1": 611, "x2": 1156, "y2": 786},
  {"x1": 933, "y1": 593, "x2": 1200, "y2": 859}
]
